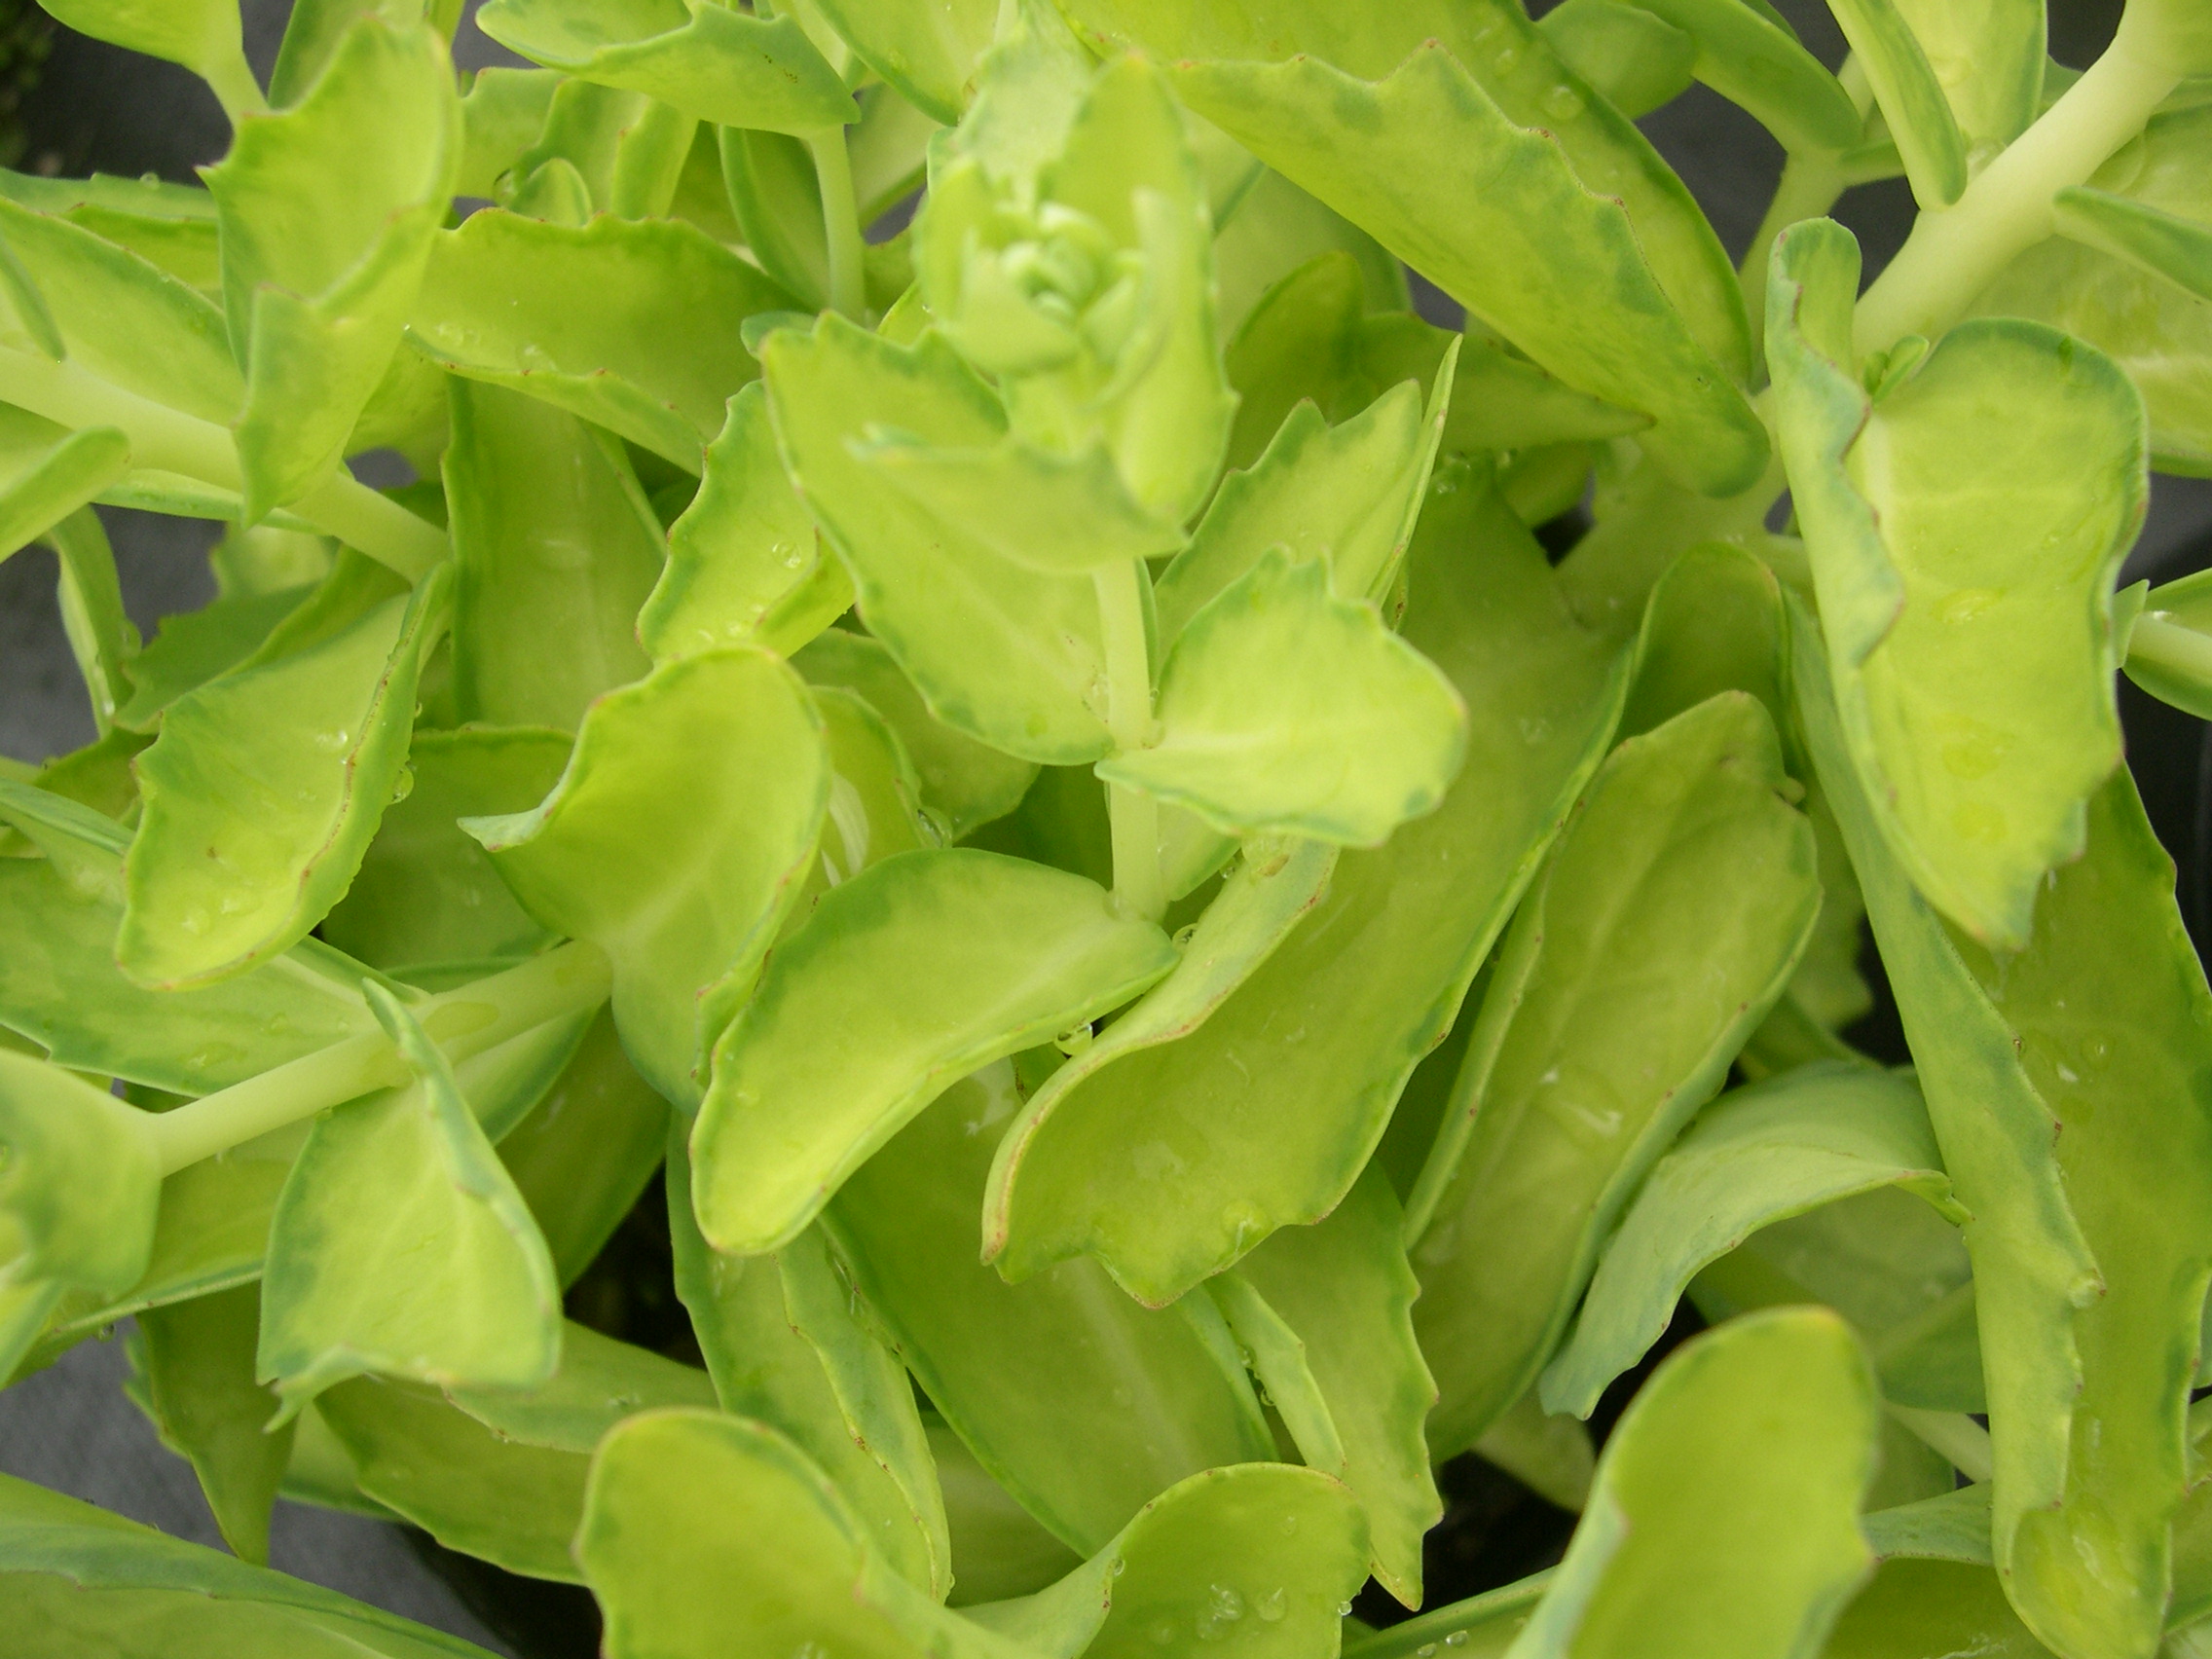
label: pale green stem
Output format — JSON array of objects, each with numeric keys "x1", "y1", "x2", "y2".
[
  {"x1": 0, "y1": 345, "x2": 445, "y2": 582},
  {"x1": 1885, "y1": 1402, "x2": 1996, "y2": 1483},
  {"x1": 1853, "y1": 16, "x2": 2182, "y2": 355},
  {"x1": 1094, "y1": 560, "x2": 1166, "y2": 922},
  {"x1": 203, "y1": 50, "x2": 269, "y2": 125},
  {"x1": 142, "y1": 942, "x2": 613, "y2": 1176},
  {"x1": 808, "y1": 128, "x2": 866, "y2": 319}
]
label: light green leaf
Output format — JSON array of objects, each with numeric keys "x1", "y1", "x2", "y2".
[
  {"x1": 1469, "y1": 1391, "x2": 1596, "y2": 1515},
  {"x1": 466, "y1": 648, "x2": 829, "y2": 1107},
  {"x1": 1794, "y1": 600, "x2": 2211, "y2": 1658},
  {"x1": 1968, "y1": 103, "x2": 2212, "y2": 475},
  {"x1": 1542, "y1": 1064, "x2": 1964, "y2": 1419},
  {"x1": 691, "y1": 847, "x2": 1174, "y2": 1254},
  {"x1": 967, "y1": 1462, "x2": 1370, "y2": 1659},
  {"x1": 2052, "y1": 184, "x2": 2212, "y2": 303},
  {"x1": 1213, "y1": 168, "x2": 1408, "y2": 346},
  {"x1": 477, "y1": 0, "x2": 857, "y2": 133},
  {"x1": 1536, "y1": 0, "x2": 1696, "y2": 120},
  {"x1": 256, "y1": 982, "x2": 563, "y2": 1414},
  {"x1": 1157, "y1": 373, "x2": 1442, "y2": 641},
  {"x1": 762, "y1": 317, "x2": 1112, "y2": 765},
  {"x1": 133, "y1": 1284, "x2": 292, "y2": 1564},
  {"x1": 319, "y1": 726, "x2": 570, "y2": 972},
  {"x1": 0, "y1": 196, "x2": 240, "y2": 424},
  {"x1": 115, "y1": 586, "x2": 314, "y2": 731},
  {"x1": 35, "y1": 0, "x2": 261, "y2": 119},
  {"x1": 794, "y1": 630, "x2": 1039, "y2": 844},
  {"x1": 205, "y1": 15, "x2": 460, "y2": 519},
  {"x1": 1506, "y1": 1309, "x2": 1875, "y2": 1659},
  {"x1": 857, "y1": 434, "x2": 1186, "y2": 575},
  {"x1": 409, "y1": 208, "x2": 795, "y2": 470},
  {"x1": 1620, "y1": 541, "x2": 1787, "y2": 742},
  {"x1": 0, "y1": 166, "x2": 222, "y2": 293},
  {"x1": 1410, "y1": 692, "x2": 1822, "y2": 1459},
  {"x1": 0, "y1": 1047, "x2": 162, "y2": 1312},
  {"x1": 1625, "y1": 0, "x2": 1864, "y2": 154},
  {"x1": 498, "y1": 1005, "x2": 669, "y2": 1286},
  {"x1": 807, "y1": 685, "x2": 930, "y2": 889},
  {"x1": 809, "y1": 0, "x2": 994, "y2": 125},
  {"x1": 1825, "y1": 0, "x2": 1969, "y2": 206},
  {"x1": 446, "y1": 1317, "x2": 715, "y2": 1451},
  {"x1": 315, "y1": 1377, "x2": 590, "y2": 1583},
  {"x1": 1340, "y1": 1576, "x2": 1549, "y2": 1659},
  {"x1": 45, "y1": 506, "x2": 140, "y2": 735},
  {"x1": 579, "y1": 1409, "x2": 1037, "y2": 1659},
  {"x1": 118, "y1": 563, "x2": 451, "y2": 989},
  {"x1": 0, "y1": 424, "x2": 130, "y2": 565},
  {"x1": 1208, "y1": 1169, "x2": 1439, "y2": 1607},
  {"x1": 828, "y1": 1064, "x2": 1276, "y2": 1553},
  {"x1": 2125, "y1": 564, "x2": 2212, "y2": 718},
  {"x1": 988, "y1": 465, "x2": 1624, "y2": 1306},
  {"x1": 667, "y1": 1127, "x2": 951, "y2": 1597},
  {"x1": 1222, "y1": 253, "x2": 1644, "y2": 476},
  {"x1": 0, "y1": 1468, "x2": 501, "y2": 1657},
  {"x1": 1099, "y1": 550, "x2": 1466, "y2": 845},
  {"x1": 454, "y1": 65, "x2": 562, "y2": 199},
  {"x1": 640, "y1": 384, "x2": 851, "y2": 667},
  {"x1": 505, "y1": 79, "x2": 695, "y2": 222},
  {"x1": 1822, "y1": 1558, "x2": 2055, "y2": 1659},
  {"x1": 931, "y1": 1423, "x2": 1083, "y2": 1607},
  {"x1": 444, "y1": 380, "x2": 660, "y2": 730},
  {"x1": 1889, "y1": 0, "x2": 2045, "y2": 159},
  {"x1": 1165, "y1": 47, "x2": 1764, "y2": 497},
  {"x1": 1769, "y1": 219, "x2": 2144, "y2": 950}
]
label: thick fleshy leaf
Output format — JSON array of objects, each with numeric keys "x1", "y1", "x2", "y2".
[
  {"x1": 763, "y1": 315, "x2": 1113, "y2": 766},
  {"x1": 204, "y1": 16, "x2": 460, "y2": 518},
  {"x1": 809, "y1": 0, "x2": 994, "y2": 124},
  {"x1": 1890, "y1": 0, "x2": 2045, "y2": 158},
  {"x1": 0, "y1": 166, "x2": 222, "y2": 294},
  {"x1": 319, "y1": 726, "x2": 570, "y2": 972},
  {"x1": 640, "y1": 385, "x2": 850, "y2": 667},
  {"x1": 1968, "y1": 103, "x2": 2212, "y2": 475},
  {"x1": 42, "y1": 507, "x2": 139, "y2": 736},
  {"x1": 1206, "y1": 1169, "x2": 1438, "y2": 1607},
  {"x1": 828, "y1": 1064, "x2": 1275, "y2": 1553},
  {"x1": 794, "y1": 630, "x2": 1037, "y2": 841},
  {"x1": 444, "y1": 1317, "x2": 715, "y2": 1451},
  {"x1": 1769, "y1": 219, "x2": 2144, "y2": 950},
  {"x1": 2052, "y1": 184, "x2": 2212, "y2": 303},
  {"x1": 444, "y1": 380, "x2": 660, "y2": 730},
  {"x1": 1825, "y1": 0, "x2": 1968, "y2": 206},
  {"x1": 504, "y1": 78, "x2": 696, "y2": 223},
  {"x1": 692, "y1": 847, "x2": 1174, "y2": 1254},
  {"x1": 454, "y1": 65, "x2": 562, "y2": 198},
  {"x1": 0, "y1": 786, "x2": 386, "y2": 1092},
  {"x1": 465, "y1": 648, "x2": 828, "y2": 1107},
  {"x1": 0, "y1": 196, "x2": 240, "y2": 424},
  {"x1": 118, "y1": 563, "x2": 451, "y2": 989},
  {"x1": 256, "y1": 983, "x2": 563, "y2": 1414},
  {"x1": 967, "y1": 1462, "x2": 1370, "y2": 1659},
  {"x1": 113, "y1": 584, "x2": 313, "y2": 730},
  {"x1": 1099, "y1": 551, "x2": 1466, "y2": 845},
  {"x1": 1796, "y1": 602, "x2": 2212, "y2": 1659},
  {"x1": 478, "y1": 0, "x2": 856, "y2": 133},
  {"x1": 667, "y1": 1129, "x2": 949, "y2": 1596},
  {"x1": 1166, "y1": 46, "x2": 1763, "y2": 498},
  {"x1": 409, "y1": 209, "x2": 794, "y2": 469},
  {"x1": 579, "y1": 1410, "x2": 1038, "y2": 1659},
  {"x1": 498, "y1": 1006, "x2": 669, "y2": 1287},
  {"x1": 1223, "y1": 253, "x2": 1643, "y2": 477},
  {"x1": 0, "y1": 1470, "x2": 501, "y2": 1657},
  {"x1": 1156, "y1": 373, "x2": 1445, "y2": 643},
  {"x1": 0, "y1": 422, "x2": 130, "y2": 564},
  {"x1": 133, "y1": 1284, "x2": 292, "y2": 1565},
  {"x1": 1822, "y1": 1559, "x2": 2056, "y2": 1659},
  {"x1": 1604, "y1": 0, "x2": 1861, "y2": 153},
  {"x1": 0, "y1": 1047, "x2": 162, "y2": 1326},
  {"x1": 35, "y1": 0, "x2": 260, "y2": 115},
  {"x1": 1541, "y1": 1064, "x2": 1964, "y2": 1419},
  {"x1": 987, "y1": 465, "x2": 1624, "y2": 1305},
  {"x1": 314, "y1": 1377, "x2": 589, "y2": 1583},
  {"x1": 1507, "y1": 1309, "x2": 1875, "y2": 1658},
  {"x1": 1409, "y1": 692, "x2": 1822, "y2": 1459},
  {"x1": 1537, "y1": 0, "x2": 1696, "y2": 120}
]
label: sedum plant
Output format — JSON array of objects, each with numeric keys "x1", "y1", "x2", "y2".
[{"x1": 6, "y1": 0, "x2": 2212, "y2": 1654}]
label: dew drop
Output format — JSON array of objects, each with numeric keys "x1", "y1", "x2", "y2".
[
  {"x1": 1493, "y1": 45, "x2": 1520, "y2": 73},
  {"x1": 1149, "y1": 1620, "x2": 1177, "y2": 1646},
  {"x1": 1446, "y1": 1634, "x2": 1469, "y2": 1648},
  {"x1": 1335, "y1": 1602, "x2": 1354, "y2": 1618},
  {"x1": 1256, "y1": 1588, "x2": 1287, "y2": 1623},
  {"x1": 1543, "y1": 85, "x2": 1583, "y2": 119},
  {"x1": 1419, "y1": 1645, "x2": 1439, "y2": 1656},
  {"x1": 1208, "y1": 1585, "x2": 1245, "y2": 1623}
]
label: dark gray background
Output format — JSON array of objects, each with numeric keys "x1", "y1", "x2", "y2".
[{"x1": 1, "y1": 2, "x2": 2207, "y2": 1652}]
